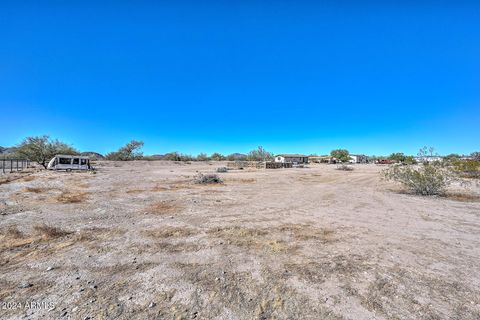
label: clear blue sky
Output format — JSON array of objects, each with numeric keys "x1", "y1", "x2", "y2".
[{"x1": 1, "y1": 1, "x2": 479, "y2": 156}]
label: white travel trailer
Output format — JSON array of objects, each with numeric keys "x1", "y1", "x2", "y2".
[{"x1": 47, "y1": 155, "x2": 91, "y2": 171}]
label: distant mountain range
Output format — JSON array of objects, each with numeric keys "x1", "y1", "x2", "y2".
[
  {"x1": 80, "y1": 152, "x2": 105, "y2": 160},
  {"x1": 228, "y1": 153, "x2": 247, "y2": 159},
  {"x1": 0, "y1": 146, "x2": 16, "y2": 155}
]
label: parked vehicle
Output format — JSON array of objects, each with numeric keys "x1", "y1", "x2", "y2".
[{"x1": 47, "y1": 155, "x2": 91, "y2": 171}]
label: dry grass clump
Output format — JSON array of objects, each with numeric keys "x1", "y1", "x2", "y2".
[
  {"x1": 208, "y1": 226, "x2": 290, "y2": 253},
  {"x1": 336, "y1": 164, "x2": 354, "y2": 171},
  {"x1": 24, "y1": 187, "x2": 47, "y2": 193},
  {"x1": 286, "y1": 254, "x2": 369, "y2": 285},
  {"x1": 278, "y1": 224, "x2": 336, "y2": 242},
  {"x1": 126, "y1": 188, "x2": 147, "y2": 194},
  {"x1": 445, "y1": 192, "x2": 480, "y2": 202},
  {"x1": 2, "y1": 225, "x2": 24, "y2": 239},
  {"x1": 1, "y1": 224, "x2": 71, "y2": 254},
  {"x1": 0, "y1": 225, "x2": 34, "y2": 252},
  {"x1": 143, "y1": 227, "x2": 196, "y2": 239},
  {"x1": 152, "y1": 183, "x2": 190, "y2": 192},
  {"x1": 232, "y1": 178, "x2": 256, "y2": 183},
  {"x1": 145, "y1": 201, "x2": 182, "y2": 215},
  {"x1": 22, "y1": 175, "x2": 36, "y2": 182},
  {"x1": 216, "y1": 167, "x2": 228, "y2": 173},
  {"x1": 57, "y1": 191, "x2": 89, "y2": 203},
  {"x1": 72, "y1": 227, "x2": 125, "y2": 242},
  {"x1": 33, "y1": 224, "x2": 71, "y2": 239},
  {"x1": 194, "y1": 173, "x2": 223, "y2": 184}
]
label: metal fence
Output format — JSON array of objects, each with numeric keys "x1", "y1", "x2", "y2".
[{"x1": 1, "y1": 158, "x2": 30, "y2": 173}]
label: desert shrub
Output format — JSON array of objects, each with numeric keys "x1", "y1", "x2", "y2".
[
  {"x1": 196, "y1": 153, "x2": 210, "y2": 161},
  {"x1": 246, "y1": 146, "x2": 274, "y2": 161},
  {"x1": 105, "y1": 140, "x2": 144, "y2": 161},
  {"x1": 4, "y1": 225, "x2": 24, "y2": 238},
  {"x1": 33, "y1": 224, "x2": 70, "y2": 238},
  {"x1": 211, "y1": 153, "x2": 226, "y2": 161},
  {"x1": 194, "y1": 173, "x2": 223, "y2": 184},
  {"x1": 15, "y1": 135, "x2": 78, "y2": 168},
  {"x1": 388, "y1": 152, "x2": 417, "y2": 164},
  {"x1": 216, "y1": 167, "x2": 228, "y2": 173},
  {"x1": 57, "y1": 191, "x2": 89, "y2": 203},
  {"x1": 227, "y1": 153, "x2": 247, "y2": 161},
  {"x1": 452, "y1": 160, "x2": 480, "y2": 178},
  {"x1": 383, "y1": 163, "x2": 457, "y2": 195},
  {"x1": 336, "y1": 164, "x2": 354, "y2": 171}
]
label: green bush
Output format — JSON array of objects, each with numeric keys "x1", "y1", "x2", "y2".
[
  {"x1": 330, "y1": 149, "x2": 351, "y2": 163},
  {"x1": 452, "y1": 160, "x2": 480, "y2": 178},
  {"x1": 383, "y1": 163, "x2": 456, "y2": 196},
  {"x1": 15, "y1": 135, "x2": 78, "y2": 168},
  {"x1": 105, "y1": 140, "x2": 144, "y2": 161},
  {"x1": 246, "y1": 146, "x2": 273, "y2": 161},
  {"x1": 210, "y1": 152, "x2": 226, "y2": 161}
]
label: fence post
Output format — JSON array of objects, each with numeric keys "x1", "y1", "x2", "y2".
[
  {"x1": 10, "y1": 159, "x2": 13, "y2": 173},
  {"x1": 2, "y1": 158, "x2": 4, "y2": 174},
  {"x1": 16, "y1": 159, "x2": 19, "y2": 171}
]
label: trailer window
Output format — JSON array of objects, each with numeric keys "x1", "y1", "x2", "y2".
[
  {"x1": 59, "y1": 158, "x2": 71, "y2": 165},
  {"x1": 81, "y1": 159, "x2": 87, "y2": 165},
  {"x1": 73, "y1": 158, "x2": 79, "y2": 165}
]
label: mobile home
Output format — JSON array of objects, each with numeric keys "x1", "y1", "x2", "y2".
[{"x1": 274, "y1": 154, "x2": 309, "y2": 165}]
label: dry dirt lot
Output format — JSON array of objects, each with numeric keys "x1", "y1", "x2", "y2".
[{"x1": 1, "y1": 161, "x2": 480, "y2": 319}]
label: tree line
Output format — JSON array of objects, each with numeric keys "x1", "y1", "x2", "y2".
[
  {"x1": 5, "y1": 136, "x2": 277, "y2": 168},
  {"x1": 5, "y1": 135, "x2": 480, "y2": 169}
]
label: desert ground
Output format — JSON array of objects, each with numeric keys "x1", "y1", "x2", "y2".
[{"x1": 1, "y1": 161, "x2": 480, "y2": 320}]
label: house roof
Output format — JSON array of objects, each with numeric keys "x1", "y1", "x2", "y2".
[{"x1": 276, "y1": 154, "x2": 309, "y2": 158}]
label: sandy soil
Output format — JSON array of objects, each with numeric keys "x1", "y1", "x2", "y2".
[{"x1": 1, "y1": 161, "x2": 479, "y2": 319}]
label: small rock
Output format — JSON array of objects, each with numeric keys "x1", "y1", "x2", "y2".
[
  {"x1": 61, "y1": 311, "x2": 68, "y2": 317},
  {"x1": 149, "y1": 302, "x2": 156, "y2": 308},
  {"x1": 79, "y1": 288, "x2": 85, "y2": 292},
  {"x1": 18, "y1": 283, "x2": 33, "y2": 288},
  {"x1": 46, "y1": 266, "x2": 55, "y2": 271},
  {"x1": 90, "y1": 285, "x2": 98, "y2": 290},
  {"x1": 75, "y1": 276, "x2": 80, "y2": 280}
]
